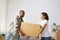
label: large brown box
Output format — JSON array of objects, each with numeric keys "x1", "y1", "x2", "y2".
[
  {"x1": 55, "y1": 32, "x2": 60, "y2": 40},
  {"x1": 21, "y1": 22, "x2": 41, "y2": 37}
]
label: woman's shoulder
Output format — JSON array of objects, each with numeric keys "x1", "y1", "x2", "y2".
[
  {"x1": 43, "y1": 19, "x2": 48, "y2": 24},
  {"x1": 44, "y1": 20, "x2": 48, "y2": 22}
]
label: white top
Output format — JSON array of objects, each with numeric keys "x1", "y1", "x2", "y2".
[{"x1": 40, "y1": 19, "x2": 50, "y2": 37}]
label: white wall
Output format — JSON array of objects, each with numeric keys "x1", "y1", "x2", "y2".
[
  {"x1": 7, "y1": 0, "x2": 60, "y2": 32},
  {"x1": 0, "y1": 0, "x2": 7, "y2": 34}
]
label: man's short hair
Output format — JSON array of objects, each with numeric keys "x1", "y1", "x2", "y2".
[{"x1": 19, "y1": 10, "x2": 25, "y2": 14}]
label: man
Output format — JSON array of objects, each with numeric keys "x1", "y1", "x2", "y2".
[{"x1": 5, "y1": 10, "x2": 25, "y2": 40}]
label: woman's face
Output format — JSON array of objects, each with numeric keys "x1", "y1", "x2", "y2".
[{"x1": 40, "y1": 14, "x2": 45, "y2": 20}]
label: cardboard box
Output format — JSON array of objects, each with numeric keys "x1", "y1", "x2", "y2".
[
  {"x1": 0, "y1": 36, "x2": 5, "y2": 40},
  {"x1": 21, "y1": 22, "x2": 41, "y2": 37},
  {"x1": 55, "y1": 32, "x2": 60, "y2": 40}
]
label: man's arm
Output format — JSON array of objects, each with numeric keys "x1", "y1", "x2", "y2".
[{"x1": 14, "y1": 16, "x2": 19, "y2": 27}]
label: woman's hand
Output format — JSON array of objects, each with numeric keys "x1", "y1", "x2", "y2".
[
  {"x1": 34, "y1": 30, "x2": 41, "y2": 38},
  {"x1": 35, "y1": 34, "x2": 39, "y2": 38}
]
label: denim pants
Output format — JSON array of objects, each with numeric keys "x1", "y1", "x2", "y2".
[
  {"x1": 41, "y1": 37, "x2": 52, "y2": 40},
  {"x1": 5, "y1": 32, "x2": 20, "y2": 40}
]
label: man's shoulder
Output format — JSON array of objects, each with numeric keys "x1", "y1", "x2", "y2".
[{"x1": 16, "y1": 15, "x2": 19, "y2": 19}]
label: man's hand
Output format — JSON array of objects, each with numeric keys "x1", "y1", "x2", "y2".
[{"x1": 20, "y1": 29, "x2": 25, "y2": 36}]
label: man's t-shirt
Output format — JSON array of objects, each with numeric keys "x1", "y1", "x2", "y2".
[{"x1": 9, "y1": 15, "x2": 23, "y2": 35}]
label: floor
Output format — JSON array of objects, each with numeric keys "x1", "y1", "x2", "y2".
[
  {"x1": 0, "y1": 36, "x2": 40, "y2": 40},
  {"x1": 20, "y1": 36, "x2": 39, "y2": 40},
  {"x1": 0, "y1": 36, "x2": 5, "y2": 40}
]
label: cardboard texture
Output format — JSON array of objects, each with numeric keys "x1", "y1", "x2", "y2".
[
  {"x1": 55, "y1": 32, "x2": 60, "y2": 40},
  {"x1": 0, "y1": 36, "x2": 5, "y2": 40},
  {"x1": 21, "y1": 22, "x2": 41, "y2": 37}
]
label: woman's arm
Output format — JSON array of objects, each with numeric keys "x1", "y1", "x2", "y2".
[
  {"x1": 35, "y1": 24, "x2": 47, "y2": 38},
  {"x1": 40, "y1": 24, "x2": 47, "y2": 34}
]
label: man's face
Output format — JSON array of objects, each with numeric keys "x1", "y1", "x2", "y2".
[{"x1": 20, "y1": 12, "x2": 25, "y2": 17}]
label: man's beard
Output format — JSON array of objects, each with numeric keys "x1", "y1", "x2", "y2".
[{"x1": 20, "y1": 16, "x2": 24, "y2": 18}]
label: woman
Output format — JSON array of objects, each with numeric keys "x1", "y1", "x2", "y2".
[{"x1": 36, "y1": 12, "x2": 51, "y2": 40}]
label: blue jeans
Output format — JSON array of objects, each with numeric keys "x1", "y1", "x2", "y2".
[
  {"x1": 41, "y1": 37, "x2": 52, "y2": 40},
  {"x1": 5, "y1": 32, "x2": 20, "y2": 40}
]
